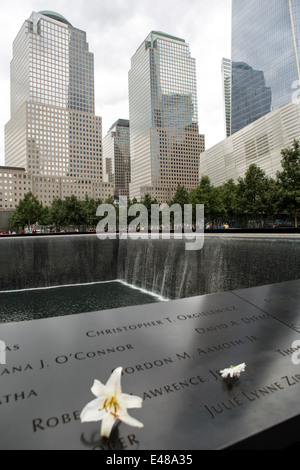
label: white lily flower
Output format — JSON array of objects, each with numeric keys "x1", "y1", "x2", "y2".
[
  {"x1": 80, "y1": 367, "x2": 144, "y2": 438},
  {"x1": 220, "y1": 363, "x2": 246, "y2": 379}
]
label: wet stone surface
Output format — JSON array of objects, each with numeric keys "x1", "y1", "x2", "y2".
[{"x1": 0, "y1": 280, "x2": 300, "y2": 450}]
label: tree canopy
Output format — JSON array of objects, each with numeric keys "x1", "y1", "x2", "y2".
[
  {"x1": 276, "y1": 139, "x2": 300, "y2": 227},
  {"x1": 10, "y1": 191, "x2": 44, "y2": 228}
]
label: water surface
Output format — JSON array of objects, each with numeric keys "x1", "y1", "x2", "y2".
[{"x1": 0, "y1": 281, "x2": 164, "y2": 323}]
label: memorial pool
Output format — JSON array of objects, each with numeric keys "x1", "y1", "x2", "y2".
[{"x1": 0, "y1": 281, "x2": 164, "y2": 323}]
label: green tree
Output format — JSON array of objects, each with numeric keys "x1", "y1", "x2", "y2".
[
  {"x1": 141, "y1": 193, "x2": 158, "y2": 227},
  {"x1": 49, "y1": 198, "x2": 67, "y2": 229},
  {"x1": 169, "y1": 184, "x2": 190, "y2": 208},
  {"x1": 164, "y1": 185, "x2": 189, "y2": 230},
  {"x1": 276, "y1": 140, "x2": 300, "y2": 227},
  {"x1": 264, "y1": 177, "x2": 279, "y2": 226},
  {"x1": 189, "y1": 176, "x2": 223, "y2": 225},
  {"x1": 10, "y1": 207, "x2": 26, "y2": 229},
  {"x1": 218, "y1": 179, "x2": 239, "y2": 220},
  {"x1": 141, "y1": 193, "x2": 158, "y2": 211},
  {"x1": 63, "y1": 195, "x2": 85, "y2": 229},
  {"x1": 10, "y1": 191, "x2": 43, "y2": 229},
  {"x1": 236, "y1": 164, "x2": 271, "y2": 227},
  {"x1": 38, "y1": 204, "x2": 51, "y2": 228},
  {"x1": 104, "y1": 195, "x2": 119, "y2": 228},
  {"x1": 127, "y1": 198, "x2": 139, "y2": 227},
  {"x1": 82, "y1": 195, "x2": 103, "y2": 227},
  {"x1": 104, "y1": 194, "x2": 115, "y2": 205}
]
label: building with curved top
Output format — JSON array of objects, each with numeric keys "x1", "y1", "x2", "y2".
[
  {"x1": 38, "y1": 10, "x2": 73, "y2": 26},
  {"x1": 4, "y1": 11, "x2": 113, "y2": 208}
]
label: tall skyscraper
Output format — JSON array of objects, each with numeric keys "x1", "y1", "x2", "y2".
[
  {"x1": 4, "y1": 11, "x2": 112, "y2": 205},
  {"x1": 129, "y1": 31, "x2": 205, "y2": 203},
  {"x1": 103, "y1": 119, "x2": 131, "y2": 199},
  {"x1": 231, "y1": 0, "x2": 300, "y2": 135},
  {"x1": 221, "y1": 58, "x2": 232, "y2": 138}
]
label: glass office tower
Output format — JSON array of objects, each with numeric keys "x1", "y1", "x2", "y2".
[
  {"x1": 222, "y1": 58, "x2": 232, "y2": 138},
  {"x1": 231, "y1": 0, "x2": 300, "y2": 135},
  {"x1": 103, "y1": 119, "x2": 131, "y2": 198},
  {"x1": 5, "y1": 11, "x2": 102, "y2": 183},
  {"x1": 129, "y1": 31, "x2": 205, "y2": 202}
]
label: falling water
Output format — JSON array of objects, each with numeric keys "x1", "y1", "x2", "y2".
[
  {"x1": 0, "y1": 234, "x2": 299, "y2": 300},
  {"x1": 117, "y1": 235, "x2": 300, "y2": 300}
]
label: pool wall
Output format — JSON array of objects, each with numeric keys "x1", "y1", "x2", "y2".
[
  {"x1": 0, "y1": 235, "x2": 119, "y2": 291},
  {"x1": 0, "y1": 234, "x2": 299, "y2": 297}
]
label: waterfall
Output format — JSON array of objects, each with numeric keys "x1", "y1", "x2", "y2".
[
  {"x1": 0, "y1": 233, "x2": 299, "y2": 296},
  {"x1": 117, "y1": 235, "x2": 300, "y2": 300}
]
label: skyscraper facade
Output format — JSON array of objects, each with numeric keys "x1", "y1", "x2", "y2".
[
  {"x1": 103, "y1": 119, "x2": 131, "y2": 199},
  {"x1": 221, "y1": 58, "x2": 232, "y2": 138},
  {"x1": 129, "y1": 31, "x2": 205, "y2": 203},
  {"x1": 4, "y1": 11, "x2": 112, "y2": 204},
  {"x1": 231, "y1": 0, "x2": 300, "y2": 135}
]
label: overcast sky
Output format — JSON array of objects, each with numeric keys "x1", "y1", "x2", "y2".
[{"x1": 0, "y1": 0, "x2": 232, "y2": 165}]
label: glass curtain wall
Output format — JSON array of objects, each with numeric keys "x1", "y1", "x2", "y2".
[{"x1": 231, "y1": 0, "x2": 300, "y2": 134}]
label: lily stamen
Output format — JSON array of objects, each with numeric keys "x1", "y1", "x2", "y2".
[{"x1": 101, "y1": 395, "x2": 120, "y2": 418}]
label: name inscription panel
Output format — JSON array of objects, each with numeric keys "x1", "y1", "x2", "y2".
[
  {"x1": 234, "y1": 280, "x2": 300, "y2": 332},
  {"x1": 0, "y1": 281, "x2": 300, "y2": 450}
]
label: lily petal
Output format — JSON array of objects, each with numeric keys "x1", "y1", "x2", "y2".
[
  {"x1": 119, "y1": 412, "x2": 144, "y2": 429},
  {"x1": 80, "y1": 398, "x2": 107, "y2": 423},
  {"x1": 101, "y1": 413, "x2": 117, "y2": 438},
  {"x1": 121, "y1": 393, "x2": 143, "y2": 409},
  {"x1": 91, "y1": 379, "x2": 107, "y2": 398},
  {"x1": 105, "y1": 367, "x2": 123, "y2": 394}
]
